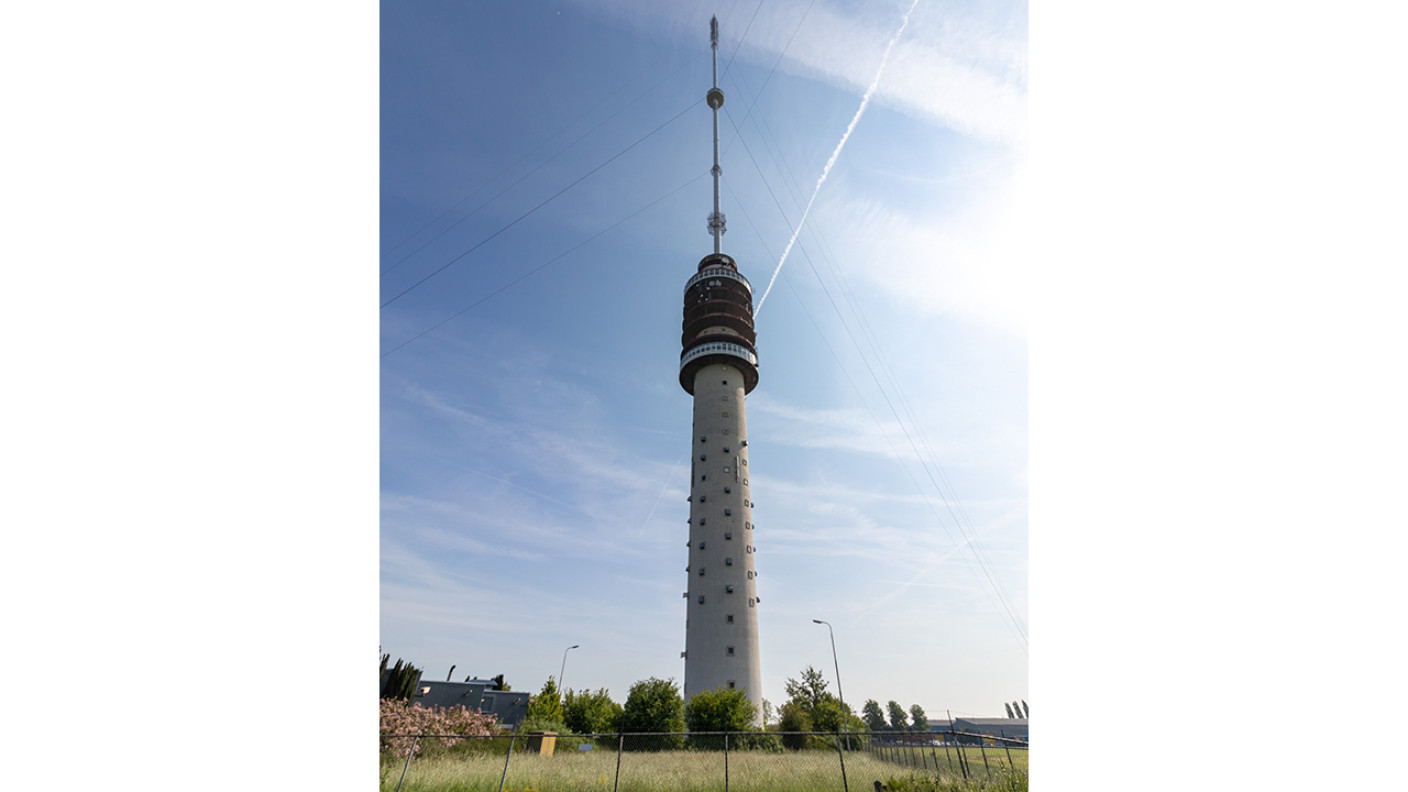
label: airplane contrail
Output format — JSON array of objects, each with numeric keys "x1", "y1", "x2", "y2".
[{"x1": 754, "y1": 0, "x2": 921, "y2": 316}]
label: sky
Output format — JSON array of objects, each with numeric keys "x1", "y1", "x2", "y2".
[{"x1": 381, "y1": 0, "x2": 1029, "y2": 721}]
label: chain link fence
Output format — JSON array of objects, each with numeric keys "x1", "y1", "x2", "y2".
[{"x1": 381, "y1": 730, "x2": 1028, "y2": 792}]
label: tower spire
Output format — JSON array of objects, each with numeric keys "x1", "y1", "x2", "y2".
[{"x1": 706, "y1": 16, "x2": 727, "y2": 253}]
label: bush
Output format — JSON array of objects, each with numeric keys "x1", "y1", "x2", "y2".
[
  {"x1": 776, "y1": 701, "x2": 812, "y2": 751},
  {"x1": 564, "y1": 687, "x2": 623, "y2": 736},
  {"x1": 379, "y1": 698, "x2": 498, "y2": 758},
  {"x1": 620, "y1": 677, "x2": 685, "y2": 750},
  {"x1": 524, "y1": 677, "x2": 564, "y2": 724},
  {"x1": 684, "y1": 685, "x2": 756, "y2": 749}
]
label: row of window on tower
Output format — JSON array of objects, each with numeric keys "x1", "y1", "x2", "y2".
[
  {"x1": 692, "y1": 594, "x2": 757, "y2": 606},
  {"x1": 690, "y1": 561, "x2": 757, "y2": 573}
]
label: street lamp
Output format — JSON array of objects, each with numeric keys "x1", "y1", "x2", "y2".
[
  {"x1": 559, "y1": 644, "x2": 580, "y2": 694},
  {"x1": 813, "y1": 619, "x2": 850, "y2": 750}
]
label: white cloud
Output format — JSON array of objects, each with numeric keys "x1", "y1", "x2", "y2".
[
  {"x1": 564, "y1": 0, "x2": 1025, "y2": 145},
  {"x1": 749, "y1": 393, "x2": 919, "y2": 459},
  {"x1": 814, "y1": 163, "x2": 1030, "y2": 336}
]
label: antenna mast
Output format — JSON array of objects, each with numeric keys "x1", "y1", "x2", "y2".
[{"x1": 706, "y1": 16, "x2": 726, "y2": 253}]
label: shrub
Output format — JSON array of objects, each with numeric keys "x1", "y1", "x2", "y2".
[
  {"x1": 620, "y1": 677, "x2": 685, "y2": 750},
  {"x1": 379, "y1": 698, "x2": 498, "y2": 758},
  {"x1": 563, "y1": 687, "x2": 623, "y2": 736}
]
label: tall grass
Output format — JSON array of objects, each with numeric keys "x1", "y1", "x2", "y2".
[{"x1": 381, "y1": 746, "x2": 1027, "y2": 792}]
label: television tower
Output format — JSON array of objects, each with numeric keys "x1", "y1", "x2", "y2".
[{"x1": 681, "y1": 15, "x2": 763, "y2": 725}]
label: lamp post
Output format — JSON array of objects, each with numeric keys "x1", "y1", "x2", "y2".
[
  {"x1": 559, "y1": 644, "x2": 580, "y2": 695},
  {"x1": 813, "y1": 619, "x2": 850, "y2": 750}
]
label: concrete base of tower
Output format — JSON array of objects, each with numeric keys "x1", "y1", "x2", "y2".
[{"x1": 683, "y1": 362, "x2": 763, "y2": 727}]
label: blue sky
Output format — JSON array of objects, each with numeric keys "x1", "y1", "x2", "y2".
[{"x1": 381, "y1": 0, "x2": 1029, "y2": 719}]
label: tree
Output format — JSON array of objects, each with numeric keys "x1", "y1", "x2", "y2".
[
  {"x1": 524, "y1": 677, "x2": 563, "y2": 724},
  {"x1": 620, "y1": 677, "x2": 685, "y2": 750},
  {"x1": 1004, "y1": 702, "x2": 1015, "y2": 719},
  {"x1": 776, "y1": 700, "x2": 812, "y2": 750},
  {"x1": 761, "y1": 698, "x2": 774, "y2": 727},
  {"x1": 684, "y1": 686, "x2": 757, "y2": 749},
  {"x1": 380, "y1": 654, "x2": 423, "y2": 702},
  {"x1": 490, "y1": 673, "x2": 510, "y2": 691},
  {"x1": 783, "y1": 666, "x2": 832, "y2": 712},
  {"x1": 862, "y1": 699, "x2": 886, "y2": 732},
  {"x1": 885, "y1": 700, "x2": 908, "y2": 731},
  {"x1": 563, "y1": 688, "x2": 623, "y2": 735},
  {"x1": 909, "y1": 704, "x2": 928, "y2": 732}
]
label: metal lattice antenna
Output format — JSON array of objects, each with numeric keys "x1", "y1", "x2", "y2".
[{"x1": 706, "y1": 16, "x2": 726, "y2": 253}]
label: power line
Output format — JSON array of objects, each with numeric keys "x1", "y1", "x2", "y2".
[
  {"x1": 381, "y1": 52, "x2": 703, "y2": 277},
  {"x1": 380, "y1": 100, "x2": 698, "y2": 310},
  {"x1": 381, "y1": 171, "x2": 709, "y2": 359}
]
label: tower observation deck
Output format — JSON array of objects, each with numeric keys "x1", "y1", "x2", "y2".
[{"x1": 680, "y1": 16, "x2": 762, "y2": 726}]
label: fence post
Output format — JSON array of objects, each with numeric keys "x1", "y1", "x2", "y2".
[
  {"x1": 834, "y1": 731, "x2": 849, "y2": 792},
  {"x1": 724, "y1": 731, "x2": 730, "y2": 792},
  {"x1": 978, "y1": 740, "x2": 991, "y2": 778},
  {"x1": 1002, "y1": 738, "x2": 1014, "y2": 771},
  {"x1": 612, "y1": 730, "x2": 624, "y2": 792},
  {"x1": 497, "y1": 730, "x2": 518, "y2": 792},
  {"x1": 394, "y1": 734, "x2": 420, "y2": 792}
]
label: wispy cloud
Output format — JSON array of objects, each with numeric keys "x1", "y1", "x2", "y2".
[
  {"x1": 812, "y1": 165, "x2": 1030, "y2": 336},
  {"x1": 749, "y1": 393, "x2": 919, "y2": 460},
  {"x1": 568, "y1": 0, "x2": 1026, "y2": 146}
]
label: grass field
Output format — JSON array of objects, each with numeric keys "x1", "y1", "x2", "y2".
[{"x1": 381, "y1": 745, "x2": 1028, "y2": 792}]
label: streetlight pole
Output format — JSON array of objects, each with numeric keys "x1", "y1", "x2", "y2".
[
  {"x1": 559, "y1": 644, "x2": 580, "y2": 695},
  {"x1": 813, "y1": 619, "x2": 850, "y2": 750}
]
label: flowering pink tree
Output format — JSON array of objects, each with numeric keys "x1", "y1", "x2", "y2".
[{"x1": 380, "y1": 698, "x2": 499, "y2": 757}]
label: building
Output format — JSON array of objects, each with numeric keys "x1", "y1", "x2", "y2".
[
  {"x1": 410, "y1": 679, "x2": 531, "y2": 729},
  {"x1": 947, "y1": 717, "x2": 1028, "y2": 744},
  {"x1": 680, "y1": 16, "x2": 764, "y2": 726}
]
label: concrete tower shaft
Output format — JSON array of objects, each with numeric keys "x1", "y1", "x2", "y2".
[{"x1": 682, "y1": 363, "x2": 762, "y2": 717}]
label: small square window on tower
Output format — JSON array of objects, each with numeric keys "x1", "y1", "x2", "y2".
[
  {"x1": 699, "y1": 541, "x2": 706, "y2": 549},
  {"x1": 725, "y1": 557, "x2": 733, "y2": 565},
  {"x1": 748, "y1": 598, "x2": 755, "y2": 607},
  {"x1": 724, "y1": 486, "x2": 731, "y2": 493},
  {"x1": 699, "y1": 595, "x2": 706, "y2": 604},
  {"x1": 724, "y1": 532, "x2": 732, "y2": 540},
  {"x1": 699, "y1": 567, "x2": 706, "y2": 576},
  {"x1": 726, "y1": 585, "x2": 734, "y2": 593},
  {"x1": 727, "y1": 614, "x2": 734, "y2": 623},
  {"x1": 727, "y1": 646, "x2": 735, "y2": 656},
  {"x1": 724, "y1": 509, "x2": 731, "y2": 516}
]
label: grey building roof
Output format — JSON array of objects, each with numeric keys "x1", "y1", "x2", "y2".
[
  {"x1": 410, "y1": 680, "x2": 531, "y2": 727},
  {"x1": 952, "y1": 717, "x2": 1027, "y2": 741}
]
